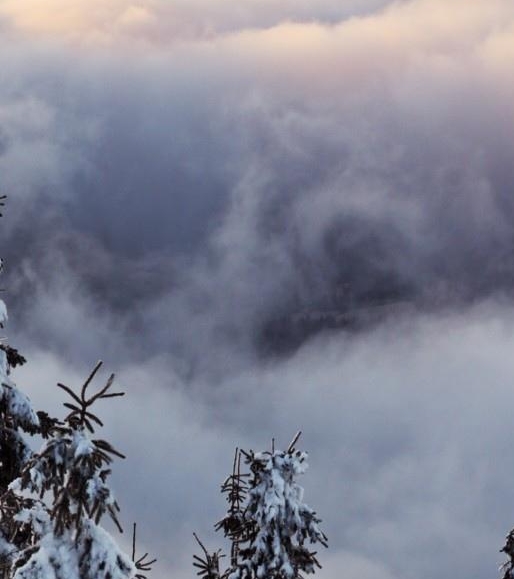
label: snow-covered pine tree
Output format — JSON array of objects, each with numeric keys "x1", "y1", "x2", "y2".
[
  {"x1": 194, "y1": 433, "x2": 327, "y2": 579},
  {"x1": 4, "y1": 361, "x2": 155, "y2": 579},
  {"x1": 0, "y1": 335, "x2": 37, "y2": 494},
  {"x1": 0, "y1": 199, "x2": 154, "y2": 579},
  {"x1": 0, "y1": 336, "x2": 46, "y2": 579},
  {"x1": 0, "y1": 195, "x2": 36, "y2": 497},
  {"x1": 0, "y1": 194, "x2": 55, "y2": 577}
]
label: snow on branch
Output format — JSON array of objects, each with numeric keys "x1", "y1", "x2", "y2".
[
  {"x1": 195, "y1": 434, "x2": 327, "y2": 579},
  {"x1": 3, "y1": 362, "x2": 154, "y2": 579}
]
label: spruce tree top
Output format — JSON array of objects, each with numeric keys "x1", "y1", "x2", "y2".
[{"x1": 195, "y1": 433, "x2": 327, "y2": 579}]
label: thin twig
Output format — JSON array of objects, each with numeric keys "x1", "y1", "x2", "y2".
[
  {"x1": 81, "y1": 360, "x2": 103, "y2": 400},
  {"x1": 287, "y1": 431, "x2": 302, "y2": 453},
  {"x1": 132, "y1": 522, "x2": 137, "y2": 561},
  {"x1": 193, "y1": 533, "x2": 209, "y2": 558}
]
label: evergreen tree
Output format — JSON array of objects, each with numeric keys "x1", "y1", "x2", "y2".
[
  {"x1": 501, "y1": 531, "x2": 514, "y2": 579},
  {"x1": 0, "y1": 362, "x2": 156, "y2": 579},
  {"x1": 0, "y1": 200, "x2": 36, "y2": 495},
  {"x1": 5, "y1": 362, "x2": 137, "y2": 579},
  {"x1": 0, "y1": 195, "x2": 51, "y2": 577},
  {"x1": 195, "y1": 433, "x2": 327, "y2": 579},
  {"x1": 0, "y1": 199, "x2": 154, "y2": 579}
]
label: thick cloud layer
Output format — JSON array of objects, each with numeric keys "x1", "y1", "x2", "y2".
[
  {"x1": 1, "y1": 1, "x2": 514, "y2": 578},
  {"x1": 17, "y1": 304, "x2": 514, "y2": 579}
]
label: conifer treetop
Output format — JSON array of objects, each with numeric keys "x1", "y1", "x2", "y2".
[
  {"x1": 5, "y1": 363, "x2": 154, "y2": 579},
  {"x1": 0, "y1": 197, "x2": 154, "y2": 579},
  {"x1": 195, "y1": 433, "x2": 327, "y2": 579}
]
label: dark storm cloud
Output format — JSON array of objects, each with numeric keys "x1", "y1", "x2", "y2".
[{"x1": 2, "y1": 1, "x2": 514, "y2": 579}]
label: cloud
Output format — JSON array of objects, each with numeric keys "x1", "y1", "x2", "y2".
[
  {"x1": 0, "y1": 0, "x2": 397, "y2": 43},
  {"x1": 15, "y1": 302, "x2": 514, "y2": 579},
  {"x1": 2, "y1": 0, "x2": 514, "y2": 403},
  {"x1": 1, "y1": 1, "x2": 514, "y2": 578}
]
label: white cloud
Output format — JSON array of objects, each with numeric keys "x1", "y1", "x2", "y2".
[{"x1": 13, "y1": 302, "x2": 514, "y2": 579}]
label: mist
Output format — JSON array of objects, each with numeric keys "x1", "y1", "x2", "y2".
[{"x1": 1, "y1": 1, "x2": 514, "y2": 578}]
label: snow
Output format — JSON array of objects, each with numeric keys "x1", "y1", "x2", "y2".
[
  {"x1": 0, "y1": 324, "x2": 39, "y2": 433},
  {"x1": 0, "y1": 298, "x2": 8, "y2": 326},
  {"x1": 8, "y1": 413, "x2": 133, "y2": 578},
  {"x1": 73, "y1": 431, "x2": 95, "y2": 459},
  {"x1": 15, "y1": 427, "x2": 119, "y2": 513},
  {"x1": 0, "y1": 250, "x2": 137, "y2": 579},
  {"x1": 9, "y1": 435, "x2": 134, "y2": 579},
  {"x1": 3, "y1": 383, "x2": 40, "y2": 430},
  {"x1": 14, "y1": 502, "x2": 51, "y2": 537},
  {"x1": 227, "y1": 448, "x2": 327, "y2": 579},
  {"x1": 13, "y1": 518, "x2": 136, "y2": 579}
]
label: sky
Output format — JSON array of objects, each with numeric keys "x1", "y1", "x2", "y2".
[{"x1": 1, "y1": 0, "x2": 514, "y2": 577}]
